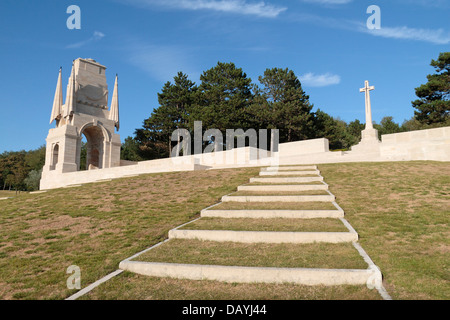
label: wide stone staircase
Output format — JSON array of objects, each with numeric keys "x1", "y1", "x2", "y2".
[{"x1": 119, "y1": 165, "x2": 387, "y2": 296}]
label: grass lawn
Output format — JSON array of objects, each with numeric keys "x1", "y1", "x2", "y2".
[
  {"x1": 0, "y1": 190, "x2": 27, "y2": 198},
  {"x1": 133, "y1": 239, "x2": 367, "y2": 269},
  {"x1": 318, "y1": 161, "x2": 450, "y2": 300},
  {"x1": 1, "y1": 161, "x2": 448, "y2": 300},
  {"x1": 0, "y1": 167, "x2": 259, "y2": 299}
]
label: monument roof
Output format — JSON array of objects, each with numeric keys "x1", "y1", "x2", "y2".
[{"x1": 76, "y1": 58, "x2": 107, "y2": 69}]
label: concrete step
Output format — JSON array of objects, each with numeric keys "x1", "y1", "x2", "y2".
[
  {"x1": 201, "y1": 209, "x2": 344, "y2": 219},
  {"x1": 222, "y1": 194, "x2": 335, "y2": 203},
  {"x1": 29, "y1": 191, "x2": 47, "y2": 195},
  {"x1": 120, "y1": 260, "x2": 379, "y2": 286},
  {"x1": 262, "y1": 165, "x2": 317, "y2": 171},
  {"x1": 250, "y1": 176, "x2": 323, "y2": 184},
  {"x1": 63, "y1": 184, "x2": 83, "y2": 188},
  {"x1": 259, "y1": 170, "x2": 320, "y2": 176},
  {"x1": 169, "y1": 229, "x2": 358, "y2": 244},
  {"x1": 237, "y1": 184, "x2": 328, "y2": 192}
]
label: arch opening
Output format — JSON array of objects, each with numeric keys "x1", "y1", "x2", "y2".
[
  {"x1": 50, "y1": 144, "x2": 59, "y2": 171},
  {"x1": 79, "y1": 125, "x2": 104, "y2": 171}
]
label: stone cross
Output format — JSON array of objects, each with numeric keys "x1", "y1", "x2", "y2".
[{"x1": 360, "y1": 80, "x2": 375, "y2": 130}]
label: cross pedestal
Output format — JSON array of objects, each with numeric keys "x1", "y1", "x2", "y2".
[{"x1": 351, "y1": 80, "x2": 381, "y2": 154}]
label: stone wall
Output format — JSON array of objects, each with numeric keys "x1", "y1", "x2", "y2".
[
  {"x1": 40, "y1": 138, "x2": 328, "y2": 189},
  {"x1": 380, "y1": 126, "x2": 450, "y2": 161},
  {"x1": 39, "y1": 127, "x2": 450, "y2": 190},
  {"x1": 278, "y1": 138, "x2": 329, "y2": 157}
]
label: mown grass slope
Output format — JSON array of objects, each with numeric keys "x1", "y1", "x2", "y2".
[
  {"x1": 319, "y1": 161, "x2": 450, "y2": 300},
  {"x1": 0, "y1": 167, "x2": 259, "y2": 299}
]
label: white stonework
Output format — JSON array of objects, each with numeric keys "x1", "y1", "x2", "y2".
[
  {"x1": 200, "y1": 209, "x2": 345, "y2": 219},
  {"x1": 168, "y1": 229, "x2": 358, "y2": 244},
  {"x1": 380, "y1": 126, "x2": 450, "y2": 161},
  {"x1": 119, "y1": 260, "x2": 377, "y2": 286},
  {"x1": 41, "y1": 58, "x2": 121, "y2": 188},
  {"x1": 351, "y1": 80, "x2": 381, "y2": 154},
  {"x1": 40, "y1": 126, "x2": 450, "y2": 190}
]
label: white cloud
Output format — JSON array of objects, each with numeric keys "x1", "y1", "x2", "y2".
[
  {"x1": 359, "y1": 24, "x2": 450, "y2": 45},
  {"x1": 66, "y1": 31, "x2": 105, "y2": 49},
  {"x1": 299, "y1": 73, "x2": 341, "y2": 87},
  {"x1": 290, "y1": 9, "x2": 450, "y2": 45},
  {"x1": 290, "y1": 13, "x2": 450, "y2": 45},
  {"x1": 93, "y1": 31, "x2": 106, "y2": 40},
  {"x1": 127, "y1": 42, "x2": 200, "y2": 82},
  {"x1": 121, "y1": 0, "x2": 286, "y2": 18}
]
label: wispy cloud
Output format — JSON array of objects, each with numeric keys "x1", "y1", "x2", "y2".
[
  {"x1": 120, "y1": 0, "x2": 287, "y2": 18},
  {"x1": 357, "y1": 23, "x2": 450, "y2": 45},
  {"x1": 299, "y1": 73, "x2": 341, "y2": 87},
  {"x1": 289, "y1": 12, "x2": 450, "y2": 45},
  {"x1": 127, "y1": 42, "x2": 200, "y2": 82},
  {"x1": 66, "y1": 31, "x2": 105, "y2": 49}
]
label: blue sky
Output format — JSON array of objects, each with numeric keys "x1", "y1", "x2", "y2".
[{"x1": 0, "y1": 0, "x2": 449, "y2": 152}]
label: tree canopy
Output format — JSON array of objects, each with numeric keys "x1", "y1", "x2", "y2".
[
  {"x1": 412, "y1": 52, "x2": 450, "y2": 125},
  {"x1": 135, "y1": 72, "x2": 197, "y2": 158},
  {"x1": 251, "y1": 68, "x2": 314, "y2": 143},
  {"x1": 191, "y1": 62, "x2": 254, "y2": 132},
  {"x1": 0, "y1": 146, "x2": 45, "y2": 192}
]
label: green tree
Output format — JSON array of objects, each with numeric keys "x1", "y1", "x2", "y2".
[
  {"x1": 3, "y1": 152, "x2": 28, "y2": 192},
  {"x1": 24, "y1": 169, "x2": 42, "y2": 191},
  {"x1": 347, "y1": 119, "x2": 365, "y2": 145},
  {"x1": 401, "y1": 116, "x2": 424, "y2": 132},
  {"x1": 412, "y1": 52, "x2": 450, "y2": 125},
  {"x1": 312, "y1": 111, "x2": 367, "y2": 150},
  {"x1": 136, "y1": 72, "x2": 197, "y2": 159},
  {"x1": 79, "y1": 141, "x2": 87, "y2": 170},
  {"x1": 334, "y1": 118, "x2": 359, "y2": 150},
  {"x1": 24, "y1": 146, "x2": 45, "y2": 172},
  {"x1": 158, "y1": 72, "x2": 198, "y2": 131},
  {"x1": 121, "y1": 136, "x2": 144, "y2": 161},
  {"x1": 378, "y1": 116, "x2": 402, "y2": 136},
  {"x1": 312, "y1": 109, "x2": 341, "y2": 149},
  {"x1": 0, "y1": 146, "x2": 45, "y2": 191},
  {"x1": 0, "y1": 166, "x2": 12, "y2": 190},
  {"x1": 5, "y1": 174, "x2": 15, "y2": 191},
  {"x1": 192, "y1": 62, "x2": 253, "y2": 133},
  {"x1": 252, "y1": 68, "x2": 314, "y2": 143}
]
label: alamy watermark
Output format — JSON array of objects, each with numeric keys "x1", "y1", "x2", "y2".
[
  {"x1": 367, "y1": 5, "x2": 381, "y2": 30},
  {"x1": 67, "y1": 5, "x2": 81, "y2": 30},
  {"x1": 171, "y1": 121, "x2": 280, "y2": 167},
  {"x1": 66, "y1": 265, "x2": 81, "y2": 290}
]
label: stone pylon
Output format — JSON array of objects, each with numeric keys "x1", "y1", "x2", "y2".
[{"x1": 40, "y1": 58, "x2": 122, "y2": 189}]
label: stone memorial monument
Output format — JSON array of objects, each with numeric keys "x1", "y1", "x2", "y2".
[
  {"x1": 351, "y1": 80, "x2": 381, "y2": 153},
  {"x1": 41, "y1": 58, "x2": 121, "y2": 177}
]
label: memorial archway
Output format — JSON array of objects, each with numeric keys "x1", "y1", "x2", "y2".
[{"x1": 78, "y1": 124, "x2": 109, "y2": 170}]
